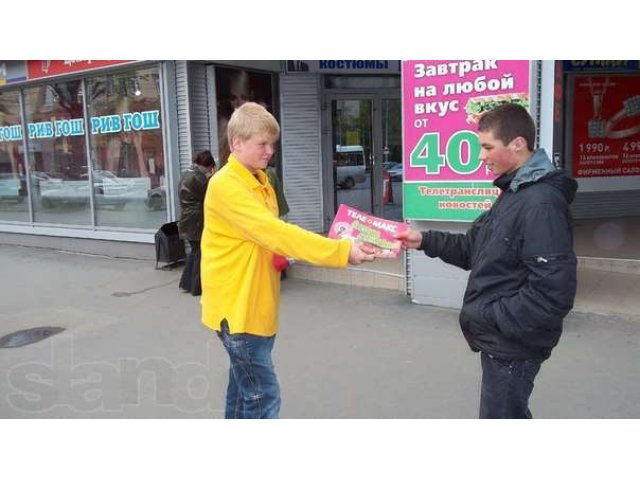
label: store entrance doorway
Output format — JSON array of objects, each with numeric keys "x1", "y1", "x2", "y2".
[{"x1": 323, "y1": 92, "x2": 402, "y2": 228}]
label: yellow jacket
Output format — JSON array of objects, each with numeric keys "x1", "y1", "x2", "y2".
[{"x1": 200, "y1": 154, "x2": 351, "y2": 336}]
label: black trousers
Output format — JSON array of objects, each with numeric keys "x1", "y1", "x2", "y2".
[
  {"x1": 179, "y1": 240, "x2": 201, "y2": 296},
  {"x1": 479, "y1": 352, "x2": 542, "y2": 419}
]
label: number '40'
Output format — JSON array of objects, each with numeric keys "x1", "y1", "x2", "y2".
[{"x1": 410, "y1": 131, "x2": 481, "y2": 175}]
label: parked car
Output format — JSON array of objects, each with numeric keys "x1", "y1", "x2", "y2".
[
  {"x1": 30, "y1": 171, "x2": 64, "y2": 195},
  {"x1": 383, "y1": 161, "x2": 400, "y2": 171},
  {"x1": 335, "y1": 145, "x2": 367, "y2": 189},
  {"x1": 386, "y1": 163, "x2": 403, "y2": 181},
  {"x1": 31, "y1": 171, "x2": 64, "y2": 184},
  {"x1": 40, "y1": 170, "x2": 131, "y2": 209},
  {"x1": 0, "y1": 173, "x2": 25, "y2": 203}
]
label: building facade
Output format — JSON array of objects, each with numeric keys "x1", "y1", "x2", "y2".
[{"x1": 1, "y1": 60, "x2": 638, "y2": 309}]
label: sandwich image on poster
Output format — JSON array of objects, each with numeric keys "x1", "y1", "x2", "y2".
[
  {"x1": 464, "y1": 92, "x2": 529, "y2": 124},
  {"x1": 328, "y1": 204, "x2": 408, "y2": 259}
]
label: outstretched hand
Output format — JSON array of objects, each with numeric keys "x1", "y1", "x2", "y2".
[
  {"x1": 348, "y1": 241, "x2": 379, "y2": 265},
  {"x1": 394, "y1": 229, "x2": 423, "y2": 250}
]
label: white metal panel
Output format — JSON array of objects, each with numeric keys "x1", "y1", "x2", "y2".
[
  {"x1": 160, "y1": 61, "x2": 181, "y2": 222},
  {"x1": 531, "y1": 60, "x2": 542, "y2": 148},
  {"x1": 539, "y1": 60, "x2": 555, "y2": 155},
  {"x1": 188, "y1": 62, "x2": 212, "y2": 159},
  {"x1": 408, "y1": 220, "x2": 470, "y2": 308},
  {"x1": 207, "y1": 66, "x2": 219, "y2": 166},
  {"x1": 175, "y1": 61, "x2": 192, "y2": 172},
  {"x1": 280, "y1": 74, "x2": 324, "y2": 232}
]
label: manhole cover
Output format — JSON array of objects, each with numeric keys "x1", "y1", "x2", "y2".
[{"x1": 0, "y1": 327, "x2": 66, "y2": 348}]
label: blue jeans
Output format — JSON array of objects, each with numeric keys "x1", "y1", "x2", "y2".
[
  {"x1": 479, "y1": 352, "x2": 542, "y2": 419},
  {"x1": 216, "y1": 320, "x2": 281, "y2": 419}
]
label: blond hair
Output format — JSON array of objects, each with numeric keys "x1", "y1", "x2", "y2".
[{"x1": 227, "y1": 102, "x2": 280, "y2": 148}]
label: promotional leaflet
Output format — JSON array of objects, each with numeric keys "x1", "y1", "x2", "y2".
[{"x1": 328, "y1": 204, "x2": 408, "y2": 258}]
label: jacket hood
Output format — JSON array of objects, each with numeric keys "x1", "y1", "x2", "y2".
[{"x1": 508, "y1": 149, "x2": 577, "y2": 204}]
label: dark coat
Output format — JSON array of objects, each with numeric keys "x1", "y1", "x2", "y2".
[
  {"x1": 420, "y1": 150, "x2": 578, "y2": 361},
  {"x1": 178, "y1": 166, "x2": 209, "y2": 241}
]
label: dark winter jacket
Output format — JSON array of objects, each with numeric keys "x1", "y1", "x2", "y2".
[
  {"x1": 420, "y1": 149, "x2": 578, "y2": 361},
  {"x1": 178, "y1": 166, "x2": 209, "y2": 241}
]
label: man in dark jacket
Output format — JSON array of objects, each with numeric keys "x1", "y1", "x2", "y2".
[
  {"x1": 396, "y1": 104, "x2": 577, "y2": 418},
  {"x1": 178, "y1": 150, "x2": 216, "y2": 296}
]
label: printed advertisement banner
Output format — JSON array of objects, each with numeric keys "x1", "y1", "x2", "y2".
[
  {"x1": 402, "y1": 60, "x2": 532, "y2": 221},
  {"x1": 286, "y1": 60, "x2": 400, "y2": 74},
  {"x1": 27, "y1": 60, "x2": 132, "y2": 80},
  {"x1": 571, "y1": 74, "x2": 640, "y2": 178}
]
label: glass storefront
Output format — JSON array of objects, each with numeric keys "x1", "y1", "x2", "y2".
[
  {"x1": 0, "y1": 63, "x2": 167, "y2": 231},
  {"x1": 87, "y1": 67, "x2": 166, "y2": 228},
  {"x1": 24, "y1": 79, "x2": 91, "y2": 225},
  {"x1": 0, "y1": 90, "x2": 28, "y2": 222}
]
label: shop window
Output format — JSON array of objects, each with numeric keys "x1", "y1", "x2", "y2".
[
  {"x1": 0, "y1": 90, "x2": 29, "y2": 222},
  {"x1": 87, "y1": 67, "x2": 166, "y2": 228},
  {"x1": 23, "y1": 80, "x2": 91, "y2": 225}
]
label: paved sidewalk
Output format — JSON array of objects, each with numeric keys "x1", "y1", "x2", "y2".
[{"x1": 1, "y1": 244, "x2": 639, "y2": 418}]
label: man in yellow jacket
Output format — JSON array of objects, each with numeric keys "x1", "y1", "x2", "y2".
[{"x1": 201, "y1": 102, "x2": 377, "y2": 418}]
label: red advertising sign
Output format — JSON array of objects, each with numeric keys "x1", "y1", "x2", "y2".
[
  {"x1": 572, "y1": 74, "x2": 640, "y2": 177},
  {"x1": 27, "y1": 60, "x2": 132, "y2": 80}
]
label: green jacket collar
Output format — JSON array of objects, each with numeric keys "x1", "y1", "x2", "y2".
[{"x1": 227, "y1": 154, "x2": 268, "y2": 190}]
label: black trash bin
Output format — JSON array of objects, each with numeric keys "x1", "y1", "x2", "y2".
[{"x1": 154, "y1": 221, "x2": 186, "y2": 269}]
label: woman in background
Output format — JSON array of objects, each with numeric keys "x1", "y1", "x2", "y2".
[{"x1": 178, "y1": 150, "x2": 216, "y2": 296}]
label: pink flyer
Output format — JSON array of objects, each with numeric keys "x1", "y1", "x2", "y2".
[{"x1": 328, "y1": 204, "x2": 408, "y2": 258}]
